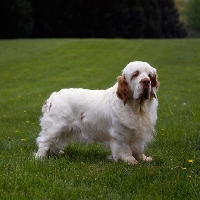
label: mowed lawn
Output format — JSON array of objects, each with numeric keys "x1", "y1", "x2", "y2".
[{"x1": 0, "y1": 39, "x2": 200, "y2": 199}]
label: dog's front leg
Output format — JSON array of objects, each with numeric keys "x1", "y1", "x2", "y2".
[
  {"x1": 131, "y1": 142, "x2": 152, "y2": 162},
  {"x1": 109, "y1": 139, "x2": 138, "y2": 165}
]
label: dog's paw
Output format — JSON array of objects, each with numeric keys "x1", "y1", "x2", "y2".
[
  {"x1": 59, "y1": 150, "x2": 65, "y2": 155},
  {"x1": 142, "y1": 154, "x2": 153, "y2": 162},
  {"x1": 145, "y1": 156, "x2": 153, "y2": 162},
  {"x1": 107, "y1": 155, "x2": 117, "y2": 162},
  {"x1": 33, "y1": 151, "x2": 46, "y2": 160},
  {"x1": 126, "y1": 157, "x2": 139, "y2": 165}
]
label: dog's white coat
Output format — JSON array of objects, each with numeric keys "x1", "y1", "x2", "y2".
[{"x1": 35, "y1": 61, "x2": 159, "y2": 164}]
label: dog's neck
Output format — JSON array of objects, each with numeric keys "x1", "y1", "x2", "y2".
[{"x1": 127, "y1": 96, "x2": 153, "y2": 114}]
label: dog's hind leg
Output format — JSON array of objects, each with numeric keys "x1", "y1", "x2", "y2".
[
  {"x1": 34, "y1": 120, "x2": 71, "y2": 159},
  {"x1": 50, "y1": 130, "x2": 73, "y2": 155},
  {"x1": 34, "y1": 132, "x2": 51, "y2": 159}
]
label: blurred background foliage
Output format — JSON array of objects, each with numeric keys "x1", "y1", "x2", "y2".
[
  {"x1": 185, "y1": 0, "x2": 200, "y2": 32},
  {"x1": 0, "y1": 0, "x2": 198, "y2": 39}
]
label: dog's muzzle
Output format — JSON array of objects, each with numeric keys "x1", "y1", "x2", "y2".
[{"x1": 140, "y1": 78, "x2": 151, "y2": 100}]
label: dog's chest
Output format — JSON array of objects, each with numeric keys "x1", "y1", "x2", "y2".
[{"x1": 111, "y1": 101, "x2": 155, "y2": 134}]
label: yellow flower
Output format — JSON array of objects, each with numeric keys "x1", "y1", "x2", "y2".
[
  {"x1": 188, "y1": 160, "x2": 194, "y2": 163},
  {"x1": 24, "y1": 110, "x2": 27, "y2": 113},
  {"x1": 21, "y1": 139, "x2": 26, "y2": 142},
  {"x1": 81, "y1": 162, "x2": 84, "y2": 165},
  {"x1": 26, "y1": 120, "x2": 30, "y2": 123},
  {"x1": 182, "y1": 168, "x2": 187, "y2": 170},
  {"x1": 15, "y1": 130, "x2": 19, "y2": 133}
]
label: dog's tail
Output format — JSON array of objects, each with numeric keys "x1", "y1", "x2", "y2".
[{"x1": 42, "y1": 92, "x2": 57, "y2": 113}]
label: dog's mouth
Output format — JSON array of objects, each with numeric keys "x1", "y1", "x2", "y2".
[
  {"x1": 141, "y1": 88, "x2": 150, "y2": 100},
  {"x1": 137, "y1": 86, "x2": 150, "y2": 103}
]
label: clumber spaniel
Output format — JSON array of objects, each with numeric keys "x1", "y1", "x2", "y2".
[{"x1": 35, "y1": 61, "x2": 159, "y2": 164}]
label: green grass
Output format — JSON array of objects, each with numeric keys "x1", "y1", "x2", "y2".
[{"x1": 0, "y1": 39, "x2": 200, "y2": 199}]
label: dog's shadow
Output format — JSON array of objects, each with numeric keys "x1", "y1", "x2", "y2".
[{"x1": 49, "y1": 143, "x2": 110, "y2": 164}]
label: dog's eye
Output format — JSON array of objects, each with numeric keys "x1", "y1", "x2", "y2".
[{"x1": 131, "y1": 71, "x2": 139, "y2": 80}]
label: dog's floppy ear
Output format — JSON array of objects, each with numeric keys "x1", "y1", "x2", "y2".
[
  {"x1": 151, "y1": 74, "x2": 160, "y2": 98},
  {"x1": 116, "y1": 75, "x2": 128, "y2": 105}
]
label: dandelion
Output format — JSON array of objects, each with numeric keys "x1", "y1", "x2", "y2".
[
  {"x1": 24, "y1": 110, "x2": 27, "y2": 113},
  {"x1": 26, "y1": 120, "x2": 30, "y2": 123},
  {"x1": 15, "y1": 130, "x2": 19, "y2": 133},
  {"x1": 188, "y1": 160, "x2": 194, "y2": 163},
  {"x1": 6, "y1": 163, "x2": 10, "y2": 169},
  {"x1": 182, "y1": 168, "x2": 187, "y2": 170},
  {"x1": 81, "y1": 162, "x2": 84, "y2": 165},
  {"x1": 21, "y1": 139, "x2": 26, "y2": 142}
]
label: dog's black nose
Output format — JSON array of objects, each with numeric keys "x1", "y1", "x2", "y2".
[{"x1": 141, "y1": 78, "x2": 150, "y2": 85}]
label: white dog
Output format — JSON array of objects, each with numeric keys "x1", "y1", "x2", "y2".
[{"x1": 35, "y1": 61, "x2": 159, "y2": 164}]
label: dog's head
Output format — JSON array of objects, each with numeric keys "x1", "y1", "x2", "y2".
[{"x1": 117, "y1": 61, "x2": 159, "y2": 105}]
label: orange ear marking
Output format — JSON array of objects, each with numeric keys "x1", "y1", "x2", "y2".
[
  {"x1": 116, "y1": 75, "x2": 129, "y2": 106},
  {"x1": 151, "y1": 74, "x2": 160, "y2": 99},
  {"x1": 151, "y1": 74, "x2": 160, "y2": 89}
]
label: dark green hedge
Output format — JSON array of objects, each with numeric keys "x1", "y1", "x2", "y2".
[{"x1": 0, "y1": 0, "x2": 187, "y2": 39}]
